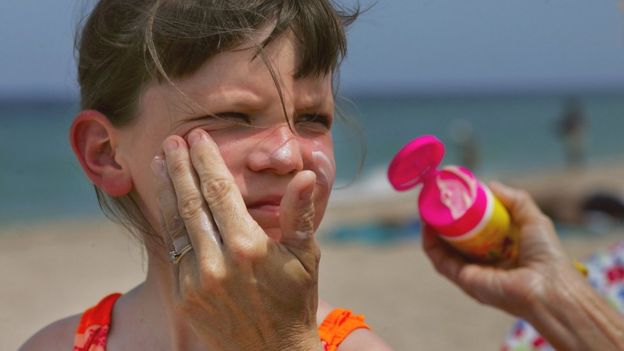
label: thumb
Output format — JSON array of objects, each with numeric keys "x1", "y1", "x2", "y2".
[{"x1": 280, "y1": 170, "x2": 317, "y2": 249}]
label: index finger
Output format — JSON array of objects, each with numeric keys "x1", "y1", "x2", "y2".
[
  {"x1": 162, "y1": 137, "x2": 224, "y2": 264},
  {"x1": 152, "y1": 155, "x2": 186, "y2": 242},
  {"x1": 186, "y1": 129, "x2": 262, "y2": 245}
]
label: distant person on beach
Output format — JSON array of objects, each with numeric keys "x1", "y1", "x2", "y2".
[
  {"x1": 449, "y1": 119, "x2": 480, "y2": 171},
  {"x1": 20, "y1": 1, "x2": 624, "y2": 351},
  {"x1": 556, "y1": 98, "x2": 588, "y2": 169}
]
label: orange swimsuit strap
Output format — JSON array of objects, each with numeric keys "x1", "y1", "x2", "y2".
[
  {"x1": 74, "y1": 293, "x2": 121, "y2": 351},
  {"x1": 318, "y1": 308, "x2": 371, "y2": 351},
  {"x1": 74, "y1": 294, "x2": 369, "y2": 351}
]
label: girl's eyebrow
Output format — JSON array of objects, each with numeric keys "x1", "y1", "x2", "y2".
[
  {"x1": 187, "y1": 87, "x2": 265, "y2": 108},
  {"x1": 176, "y1": 88, "x2": 265, "y2": 114},
  {"x1": 295, "y1": 90, "x2": 335, "y2": 113},
  {"x1": 169, "y1": 87, "x2": 266, "y2": 128}
]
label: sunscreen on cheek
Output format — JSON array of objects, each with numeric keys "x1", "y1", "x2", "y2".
[
  {"x1": 387, "y1": 135, "x2": 517, "y2": 262},
  {"x1": 312, "y1": 150, "x2": 336, "y2": 189}
]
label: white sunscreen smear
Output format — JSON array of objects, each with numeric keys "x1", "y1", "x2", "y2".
[{"x1": 312, "y1": 150, "x2": 336, "y2": 189}]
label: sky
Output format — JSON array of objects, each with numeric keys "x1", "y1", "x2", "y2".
[{"x1": 2, "y1": 0, "x2": 624, "y2": 99}]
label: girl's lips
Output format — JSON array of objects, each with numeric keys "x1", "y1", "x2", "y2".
[
  {"x1": 246, "y1": 199, "x2": 282, "y2": 220},
  {"x1": 247, "y1": 204, "x2": 281, "y2": 230},
  {"x1": 247, "y1": 204, "x2": 280, "y2": 213},
  {"x1": 245, "y1": 196, "x2": 283, "y2": 209}
]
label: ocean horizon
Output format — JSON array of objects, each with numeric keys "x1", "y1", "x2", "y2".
[{"x1": 2, "y1": 93, "x2": 624, "y2": 225}]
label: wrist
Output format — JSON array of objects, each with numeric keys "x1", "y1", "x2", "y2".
[
  {"x1": 526, "y1": 267, "x2": 624, "y2": 351},
  {"x1": 528, "y1": 264, "x2": 582, "y2": 317},
  {"x1": 263, "y1": 326, "x2": 322, "y2": 351}
]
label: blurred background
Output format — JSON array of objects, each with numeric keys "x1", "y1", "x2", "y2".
[{"x1": 3, "y1": 1, "x2": 624, "y2": 350}]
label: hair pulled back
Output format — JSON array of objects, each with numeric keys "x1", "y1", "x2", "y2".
[{"x1": 76, "y1": 0, "x2": 358, "y2": 245}]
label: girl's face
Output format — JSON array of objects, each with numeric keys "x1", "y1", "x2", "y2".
[{"x1": 117, "y1": 34, "x2": 336, "y2": 240}]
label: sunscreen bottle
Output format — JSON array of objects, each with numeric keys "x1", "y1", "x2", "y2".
[{"x1": 387, "y1": 135, "x2": 517, "y2": 261}]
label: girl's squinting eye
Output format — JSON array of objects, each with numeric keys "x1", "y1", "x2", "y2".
[
  {"x1": 296, "y1": 114, "x2": 332, "y2": 131},
  {"x1": 187, "y1": 112, "x2": 252, "y2": 127},
  {"x1": 214, "y1": 112, "x2": 252, "y2": 124}
]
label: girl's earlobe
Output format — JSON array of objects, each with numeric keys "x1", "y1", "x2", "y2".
[{"x1": 70, "y1": 110, "x2": 133, "y2": 197}]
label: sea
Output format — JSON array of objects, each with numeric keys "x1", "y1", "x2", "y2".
[{"x1": 2, "y1": 94, "x2": 624, "y2": 226}]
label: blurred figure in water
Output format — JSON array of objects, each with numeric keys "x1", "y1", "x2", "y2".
[
  {"x1": 450, "y1": 119, "x2": 480, "y2": 171},
  {"x1": 556, "y1": 97, "x2": 588, "y2": 169}
]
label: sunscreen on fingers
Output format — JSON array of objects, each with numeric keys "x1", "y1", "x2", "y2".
[{"x1": 387, "y1": 135, "x2": 517, "y2": 261}]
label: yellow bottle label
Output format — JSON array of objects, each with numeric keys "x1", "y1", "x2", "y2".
[{"x1": 443, "y1": 190, "x2": 517, "y2": 261}]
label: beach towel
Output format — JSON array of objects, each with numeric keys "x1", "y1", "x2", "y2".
[{"x1": 502, "y1": 240, "x2": 624, "y2": 351}]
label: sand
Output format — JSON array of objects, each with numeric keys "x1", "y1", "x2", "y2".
[{"x1": 2, "y1": 217, "x2": 621, "y2": 351}]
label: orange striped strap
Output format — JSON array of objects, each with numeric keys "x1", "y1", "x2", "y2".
[
  {"x1": 73, "y1": 293, "x2": 122, "y2": 351},
  {"x1": 318, "y1": 308, "x2": 370, "y2": 351}
]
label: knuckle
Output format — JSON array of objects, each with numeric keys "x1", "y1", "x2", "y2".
[
  {"x1": 178, "y1": 193, "x2": 204, "y2": 220},
  {"x1": 198, "y1": 264, "x2": 228, "y2": 292},
  {"x1": 229, "y1": 237, "x2": 265, "y2": 262},
  {"x1": 201, "y1": 178, "x2": 234, "y2": 206},
  {"x1": 193, "y1": 150, "x2": 212, "y2": 170},
  {"x1": 165, "y1": 214, "x2": 185, "y2": 234},
  {"x1": 297, "y1": 212, "x2": 315, "y2": 234},
  {"x1": 169, "y1": 158, "x2": 189, "y2": 178}
]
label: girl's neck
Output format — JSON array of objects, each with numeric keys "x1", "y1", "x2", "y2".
[{"x1": 107, "y1": 255, "x2": 207, "y2": 351}]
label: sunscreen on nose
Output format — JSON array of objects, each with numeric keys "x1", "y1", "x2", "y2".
[{"x1": 387, "y1": 135, "x2": 517, "y2": 261}]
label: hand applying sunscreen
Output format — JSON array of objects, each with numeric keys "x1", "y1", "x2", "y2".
[{"x1": 387, "y1": 135, "x2": 518, "y2": 261}]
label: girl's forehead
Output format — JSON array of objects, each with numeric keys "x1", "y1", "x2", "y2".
[
  {"x1": 138, "y1": 41, "x2": 334, "y2": 125},
  {"x1": 150, "y1": 38, "x2": 333, "y2": 108}
]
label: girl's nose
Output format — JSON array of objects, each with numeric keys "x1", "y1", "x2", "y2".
[{"x1": 247, "y1": 125, "x2": 305, "y2": 175}]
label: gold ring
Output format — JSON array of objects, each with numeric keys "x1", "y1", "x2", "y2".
[
  {"x1": 169, "y1": 244, "x2": 193, "y2": 265},
  {"x1": 169, "y1": 235, "x2": 193, "y2": 265}
]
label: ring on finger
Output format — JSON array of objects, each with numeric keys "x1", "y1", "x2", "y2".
[{"x1": 169, "y1": 235, "x2": 193, "y2": 265}]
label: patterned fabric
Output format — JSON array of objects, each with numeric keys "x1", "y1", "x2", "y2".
[
  {"x1": 73, "y1": 294, "x2": 369, "y2": 350},
  {"x1": 502, "y1": 240, "x2": 624, "y2": 351}
]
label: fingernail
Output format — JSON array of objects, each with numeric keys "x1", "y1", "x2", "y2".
[
  {"x1": 188, "y1": 130, "x2": 203, "y2": 146},
  {"x1": 151, "y1": 156, "x2": 168, "y2": 179},
  {"x1": 164, "y1": 138, "x2": 179, "y2": 153}
]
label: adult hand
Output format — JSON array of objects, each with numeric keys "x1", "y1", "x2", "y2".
[
  {"x1": 152, "y1": 128, "x2": 322, "y2": 351},
  {"x1": 422, "y1": 181, "x2": 576, "y2": 319},
  {"x1": 424, "y1": 182, "x2": 624, "y2": 351}
]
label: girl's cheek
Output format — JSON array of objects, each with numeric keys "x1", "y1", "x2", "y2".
[{"x1": 210, "y1": 136, "x2": 253, "y2": 189}]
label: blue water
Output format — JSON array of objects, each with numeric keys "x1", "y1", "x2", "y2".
[
  {"x1": 2, "y1": 94, "x2": 624, "y2": 225},
  {"x1": 332, "y1": 95, "x2": 624, "y2": 183},
  {"x1": 0, "y1": 102, "x2": 99, "y2": 224}
]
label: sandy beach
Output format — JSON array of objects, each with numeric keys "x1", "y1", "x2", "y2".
[{"x1": 2, "y1": 216, "x2": 622, "y2": 351}]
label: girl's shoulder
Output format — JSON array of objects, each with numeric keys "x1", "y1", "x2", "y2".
[{"x1": 19, "y1": 314, "x2": 81, "y2": 351}]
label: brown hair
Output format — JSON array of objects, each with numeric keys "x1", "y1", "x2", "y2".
[{"x1": 76, "y1": 0, "x2": 360, "y2": 246}]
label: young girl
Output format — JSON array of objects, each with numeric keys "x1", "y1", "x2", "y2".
[
  {"x1": 20, "y1": 1, "x2": 391, "y2": 350},
  {"x1": 19, "y1": 0, "x2": 624, "y2": 350}
]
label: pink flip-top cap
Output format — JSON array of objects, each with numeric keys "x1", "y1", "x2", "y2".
[
  {"x1": 387, "y1": 135, "x2": 488, "y2": 237},
  {"x1": 387, "y1": 135, "x2": 445, "y2": 191}
]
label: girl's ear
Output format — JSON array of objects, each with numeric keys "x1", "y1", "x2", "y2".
[{"x1": 70, "y1": 110, "x2": 133, "y2": 197}]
